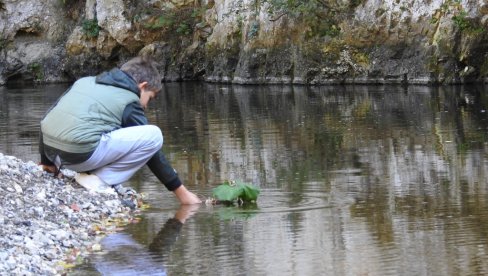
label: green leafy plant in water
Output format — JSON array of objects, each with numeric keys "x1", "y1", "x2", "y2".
[{"x1": 212, "y1": 180, "x2": 260, "y2": 203}]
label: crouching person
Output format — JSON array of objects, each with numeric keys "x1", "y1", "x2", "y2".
[{"x1": 39, "y1": 56, "x2": 201, "y2": 205}]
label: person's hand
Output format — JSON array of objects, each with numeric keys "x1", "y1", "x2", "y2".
[
  {"x1": 173, "y1": 185, "x2": 202, "y2": 205},
  {"x1": 174, "y1": 204, "x2": 200, "y2": 223}
]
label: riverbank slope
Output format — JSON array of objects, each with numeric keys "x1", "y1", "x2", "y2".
[{"x1": 0, "y1": 153, "x2": 135, "y2": 275}]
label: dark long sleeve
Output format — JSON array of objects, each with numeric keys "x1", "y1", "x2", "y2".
[
  {"x1": 148, "y1": 218, "x2": 183, "y2": 255},
  {"x1": 147, "y1": 153, "x2": 182, "y2": 191},
  {"x1": 121, "y1": 102, "x2": 182, "y2": 191}
]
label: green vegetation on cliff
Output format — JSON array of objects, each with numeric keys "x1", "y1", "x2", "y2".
[
  {"x1": 263, "y1": 0, "x2": 364, "y2": 38},
  {"x1": 133, "y1": 5, "x2": 205, "y2": 36},
  {"x1": 82, "y1": 19, "x2": 100, "y2": 38},
  {"x1": 432, "y1": 0, "x2": 485, "y2": 34}
]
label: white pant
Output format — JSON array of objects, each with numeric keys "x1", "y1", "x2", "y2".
[{"x1": 66, "y1": 125, "x2": 163, "y2": 185}]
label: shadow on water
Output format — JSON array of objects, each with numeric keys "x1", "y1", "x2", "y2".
[{"x1": 3, "y1": 83, "x2": 488, "y2": 275}]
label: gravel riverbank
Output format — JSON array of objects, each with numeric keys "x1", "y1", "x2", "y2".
[{"x1": 0, "y1": 153, "x2": 138, "y2": 275}]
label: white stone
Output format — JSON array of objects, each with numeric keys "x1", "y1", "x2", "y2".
[
  {"x1": 36, "y1": 189, "x2": 46, "y2": 201},
  {"x1": 13, "y1": 183, "x2": 23, "y2": 193}
]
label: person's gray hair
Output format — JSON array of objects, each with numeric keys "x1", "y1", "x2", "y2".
[{"x1": 120, "y1": 56, "x2": 162, "y2": 92}]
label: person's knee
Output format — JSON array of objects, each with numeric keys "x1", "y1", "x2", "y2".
[{"x1": 145, "y1": 125, "x2": 163, "y2": 149}]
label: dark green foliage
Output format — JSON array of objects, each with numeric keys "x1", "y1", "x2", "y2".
[
  {"x1": 452, "y1": 11, "x2": 470, "y2": 30},
  {"x1": 247, "y1": 21, "x2": 260, "y2": 39},
  {"x1": 349, "y1": 0, "x2": 365, "y2": 8},
  {"x1": 0, "y1": 38, "x2": 6, "y2": 51},
  {"x1": 433, "y1": 0, "x2": 485, "y2": 35},
  {"x1": 481, "y1": 59, "x2": 488, "y2": 77},
  {"x1": 145, "y1": 14, "x2": 174, "y2": 30},
  {"x1": 28, "y1": 62, "x2": 44, "y2": 82},
  {"x1": 452, "y1": 11, "x2": 484, "y2": 34},
  {"x1": 176, "y1": 23, "x2": 192, "y2": 35},
  {"x1": 82, "y1": 19, "x2": 100, "y2": 38},
  {"x1": 263, "y1": 0, "x2": 345, "y2": 38},
  {"x1": 135, "y1": 6, "x2": 205, "y2": 37},
  {"x1": 59, "y1": 0, "x2": 75, "y2": 5}
]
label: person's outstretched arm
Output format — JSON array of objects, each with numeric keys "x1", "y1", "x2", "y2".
[
  {"x1": 147, "y1": 152, "x2": 201, "y2": 204},
  {"x1": 122, "y1": 102, "x2": 201, "y2": 204}
]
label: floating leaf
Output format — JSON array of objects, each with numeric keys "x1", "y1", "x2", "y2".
[
  {"x1": 212, "y1": 182, "x2": 242, "y2": 201},
  {"x1": 212, "y1": 180, "x2": 260, "y2": 202},
  {"x1": 239, "y1": 182, "x2": 260, "y2": 201}
]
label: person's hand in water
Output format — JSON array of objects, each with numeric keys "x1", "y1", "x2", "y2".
[
  {"x1": 173, "y1": 185, "x2": 202, "y2": 205},
  {"x1": 174, "y1": 203, "x2": 200, "y2": 224}
]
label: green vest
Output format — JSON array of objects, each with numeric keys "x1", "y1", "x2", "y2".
[{"x1": 41, "y1": 76, "x2": 140, "y2": 153}]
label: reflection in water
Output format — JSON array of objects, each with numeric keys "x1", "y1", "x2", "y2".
[
  {"x1": 71, "y1": 205, "x2": 199, "y2": 276},
  {"x1": 2, "y1": 83, "x2": 488, "y2": 275},
  {"x1": 0, "y1": 84, "x2": 68, "y2": 162},
  {"x1": 92, "y1": 233, "x2": 166, "y2": 276}
]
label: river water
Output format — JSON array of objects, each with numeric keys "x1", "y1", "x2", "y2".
[{"x1": 1, "y1": 83, "x2": 488, "y2": 275}]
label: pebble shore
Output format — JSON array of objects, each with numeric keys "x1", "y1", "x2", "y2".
[{"x1": 0, "y1": 153, "x2": 137, "y2": 275}]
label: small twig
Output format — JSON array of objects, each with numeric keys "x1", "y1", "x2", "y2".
[{"x1": 268, "y1": 12, "x2": 287, "y2": 22}]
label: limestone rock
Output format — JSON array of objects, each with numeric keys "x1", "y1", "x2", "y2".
[{"x1": 0, "y1": 0, "x2": 487, "y2": 85}]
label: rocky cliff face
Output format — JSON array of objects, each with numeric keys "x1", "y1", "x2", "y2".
[{"x1": 0, "y1": 0, "x2": 487, "y2": 85}]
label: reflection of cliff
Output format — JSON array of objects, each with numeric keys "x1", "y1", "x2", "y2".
[
  {"x1": 148, "y1": 83, "x2": 488, "y2": 274},
  {"x1": 152, "y1": 84, "x2": 488, "y2": 194},
  {"x1": 151, "y1": 83, "x2": 353, "y2": 187},
  {"x1": 0, "y1": 85, "x2": 66, "y2": 161},
  {"x1": 331, "y1": 85, "x2": 488, "y2": 273}
]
